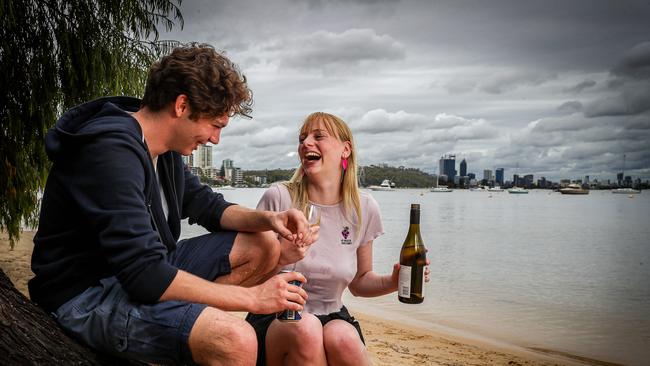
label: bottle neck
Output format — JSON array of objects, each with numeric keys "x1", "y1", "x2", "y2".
[
  {"x1": 410, "y1": 209, "x2": 420, "y2": 225},
  {"x1": 407, "y1": 223, "x2": 421, "y2": 237},
  {"x1": 407, "y1": 209, "x2": 421, "y2": 237}
]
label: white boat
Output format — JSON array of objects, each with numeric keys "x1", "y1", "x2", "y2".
[
  {"x1": 430, "y1": 186, "x2": 452, "y2": 192},
  {"x1": 487, "y1": 186, "x2": 503, "y2": 192},
  {"x1": 612, "y1": 188, "x2": 641, "y2": 194},
  {"x1": 559, "y1": 184, "x2": 589, "y2": 195},
  {"x1": 508, "y1": 187, "x2": 529, "y2": 194},
  {"x1": 369, "y1": 179, "x2": 394, "y2": 191}
]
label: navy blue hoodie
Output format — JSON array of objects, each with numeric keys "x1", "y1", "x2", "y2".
[{"x1": 29, "y1": 96, "x2": 235, "y2": 312}]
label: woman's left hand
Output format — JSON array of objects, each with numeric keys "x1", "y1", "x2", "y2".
[{"x1": 390, "y1": 259, "x2": 431, "y2": 286}]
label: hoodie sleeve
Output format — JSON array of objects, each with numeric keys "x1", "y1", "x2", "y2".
[
  {"x1": 181, "y1": 164, "x2": 236, "y2": 231},
  {"x1": 69, "y1": 132, "x2": 177, "y2": 303}
]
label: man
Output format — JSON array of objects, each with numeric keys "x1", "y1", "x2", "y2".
[{"x1": 29, "y1": 43, "x2": 315, "y2": 365}]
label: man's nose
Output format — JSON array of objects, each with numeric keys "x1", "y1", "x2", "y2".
[{"x1": 209, "y1": 129, "x2": 221, "y2": 144}]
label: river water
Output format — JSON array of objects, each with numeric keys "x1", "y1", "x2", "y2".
[{"x1": 181, "y1": 187, "x2": 650, "y2": 365}]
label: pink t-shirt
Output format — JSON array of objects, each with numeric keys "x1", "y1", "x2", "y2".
[{"x1": 257, "y1": 184, "x2": 385, "y2": 315}]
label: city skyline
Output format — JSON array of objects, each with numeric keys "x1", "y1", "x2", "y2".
[{"x1": 166, "y1": 0, "x2": 650, "y2": 181}]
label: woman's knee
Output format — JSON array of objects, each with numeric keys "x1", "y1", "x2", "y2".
[
  {"x1": 323, "y1": 321, "x2": 367, "y2": 362},
  {"x1": 268, "y1": 313, "x2": 324, "y2": 357}
]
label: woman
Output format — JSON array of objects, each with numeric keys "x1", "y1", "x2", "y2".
[{"x1": 247, "y1": 112, "x2": 429, "y2": 365}]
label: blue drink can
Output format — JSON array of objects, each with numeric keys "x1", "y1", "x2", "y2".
[{"x1": 277, "y1": 269, "x2": 303, "y2": 322}]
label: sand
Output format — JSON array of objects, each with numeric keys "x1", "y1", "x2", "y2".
[{"x1": 1, "y1": 230, "x2": 610, "y2": 366}]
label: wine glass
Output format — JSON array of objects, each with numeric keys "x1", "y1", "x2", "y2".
[
  {"x1": 307, "y1": 203, "x2": 321, "y2": 227},
  {"x1": 291, "y1": 203, "x2": 321, "y2": 270}
]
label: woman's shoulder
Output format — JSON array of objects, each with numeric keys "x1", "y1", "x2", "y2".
[
  {"x1": 257, "y1": 182, "x2": 292, "y2": 210},
  {"x1": 359, "y1": 190, "x2": 379, "y2": 208}
]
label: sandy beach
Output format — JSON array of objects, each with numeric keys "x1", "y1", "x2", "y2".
[{"x1": 1, "y1": 231, "x2": 612, "y2": 366}]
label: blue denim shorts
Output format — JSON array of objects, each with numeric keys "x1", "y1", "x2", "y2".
[{"x1": 54, "y1": 231, "x2": 237, "y2": 365}]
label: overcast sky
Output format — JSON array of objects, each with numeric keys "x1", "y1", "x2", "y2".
[{"x1": 162, "y1": 0, "x2": 650, "y2": 181}]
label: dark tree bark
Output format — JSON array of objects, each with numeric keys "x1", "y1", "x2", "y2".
[{"x1": 0, "y1": 269, "x2": 140, "y2": 365}]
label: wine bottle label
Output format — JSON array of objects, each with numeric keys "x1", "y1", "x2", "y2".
[{"x1": 398, "y1": 265, "x2": 411, "y2": 298}]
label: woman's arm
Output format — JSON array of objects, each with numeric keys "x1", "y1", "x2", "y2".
[
  {"x1": 348, "y1": 241, "x2": 431, "y2": 298},
  {"x1": 347, "y1": 242, "x2": 398, "y2": 297}
]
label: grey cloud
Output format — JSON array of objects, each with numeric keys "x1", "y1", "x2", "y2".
[
  {"x1": 479, "y1": 70, "x2": 556, "y2": 94},
  {"x1": 247, "y1": 126, "x2": 294, "y2": 148},
  {"x1": 422, "y1": 120, "x2": 499, "y2": 143},
  {"x1": 584, "y1": 85, "x2": 650, "y2": 117},
  {"x1": 612, "y1": 41, "x2": 650, "y2": 79},
  {"x1": 280, "y1": 28, "x2": 405, "y2": 69},
  {"x1": 564, "y1": 80, "x2": 596, "y2": 94},
  {"x1": 529, "y1": 114, "x2": 594, "y2": 133},
  {"x1": 624, "y1": 113, "x2": 650, "y2": 130},
  {"x1": 442, "y1": 79, "x2": 477, "y2": 95},
  {"x1": 351, "y1": 109, "x2": 426, "y2": 134},
  {"x1": 557, "y1": 101, "x2": 583, "y2": 114},
  {"x1": 351, "y1": 110, "x2": 488, "y2": 135}
]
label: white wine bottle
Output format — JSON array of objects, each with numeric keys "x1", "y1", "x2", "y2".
[{"x1": 398, "y1": 203, "x2": 427, "y2": 304}]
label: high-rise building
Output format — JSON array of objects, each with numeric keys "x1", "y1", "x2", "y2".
[
  {"x1": 221, "y1": 159, "x2": 234, "y2": 178},
  {"x1": 182, "y1": 154, "x2": 194, "y2": 167},
  {"x1": 483, "y1": 169, "x2": 493, "y2": 181},
  {"x1": 438, "y1": 154, "x2": 456, "y2": 182},
  {"x1": 523, "y1": 174, "x2": 534, "y2": 188},
  {"x1": 233, "y1": 167, "x2": 244, "y2": 185},
  {"x1": 495, "y1": 168, "x2": 504, "y2": 186},
  {"x1": 196, "y1": 145, "x2": 213, "y2": 169},
  {"x1": 222, "y1": 159, "x2": 234, "y2": 169},
  {"x1": 460, "y1": 159, "x2": 467, "y2": 177}
]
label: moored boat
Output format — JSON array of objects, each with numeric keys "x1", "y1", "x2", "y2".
[
  {"x1": 612, "y1": 188, "x2": 641, "y2": 194},
  {"x1": 508, "y1": 187, "x2": 529, "y2": 194},
  {"x1": 430, "y1": 186, "x2": 452, "y2": 192},
  {"x1": 559, "y1": 184, "x2": 589, "y2": 195},
  {"x1": 369, "y1": 179, "x2": 394, "y2": 191}
]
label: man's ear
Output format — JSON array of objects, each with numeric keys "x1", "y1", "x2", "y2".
[{"x1": 173, "y1": 95, "x2": 189, "y2": 117}]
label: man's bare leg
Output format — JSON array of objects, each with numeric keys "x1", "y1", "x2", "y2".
[
  {"x1": 188, "y1": 307, "x2": 257, "y2": 366},
  {"x1": 215, "y1": 231, "x2": 280, "y2": 286}
]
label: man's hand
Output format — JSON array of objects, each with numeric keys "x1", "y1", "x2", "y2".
[
  {"x1": 269, "y1": 208, "x2": 310, "y2": 244},
  {"x1": 278, "y1": 225, "x2": 319, "y2": 266},
  {"x1": 249, "y1": 271, "x2": 308, "y2": 314}
]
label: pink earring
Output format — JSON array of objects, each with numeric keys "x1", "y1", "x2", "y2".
[{"x1": 341, "y1": 158, "x2": 348, "y2": 171}]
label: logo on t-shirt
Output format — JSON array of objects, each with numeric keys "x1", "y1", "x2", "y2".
[{"x1": 341, "y1": 226, "x2": 352, "y2": 245}]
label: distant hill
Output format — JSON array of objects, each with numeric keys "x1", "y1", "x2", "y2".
[
  {"x1": 362, "y1": 165, "x2": 436, "y2": 188},
  {"x1": 244, "y1": 165, "x2": 436, "y2": 188}
]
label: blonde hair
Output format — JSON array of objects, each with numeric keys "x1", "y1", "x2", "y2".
[{"x1": 284, "y1": 112, "x2": 362, "y2": 231}]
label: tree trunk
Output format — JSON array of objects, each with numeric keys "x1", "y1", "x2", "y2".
[{"x1": 0, "y1": 269, "x2": 140, "y2": 365}]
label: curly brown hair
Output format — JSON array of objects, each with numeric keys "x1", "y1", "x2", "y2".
[{"x1": 141, "y1": 43, "x2": 253, "y2": 120}]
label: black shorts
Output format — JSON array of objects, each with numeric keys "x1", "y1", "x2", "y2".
[{"x1": 245, "y1": 305, "x2": 364, "y2": 366}]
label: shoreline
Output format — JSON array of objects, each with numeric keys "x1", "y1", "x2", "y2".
[{"x1": 1, "y1": 230, "x2": 615, "y2": 365}]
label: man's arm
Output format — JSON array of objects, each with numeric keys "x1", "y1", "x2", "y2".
[
  {"x1": 159, "y1": 269, "x2": 308, "y2": 314},
  {"x1": 220, "y1": 205, "x2": 311, "y2": 243}
]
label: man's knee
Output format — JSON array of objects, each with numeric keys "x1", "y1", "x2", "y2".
[
  {"x1": 190, "y1": 308, "x2": 257, "y2": 365},
  {"x1": 253, "y1": 231, "x2": 280, "y2": 270},
  {"x1": 220, "y1": 319, "x2": 257, "y2": 360}
]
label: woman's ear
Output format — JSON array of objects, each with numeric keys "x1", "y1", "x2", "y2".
[{"x1": 342, "y1": 141, "x2": 352, "y2": 159}]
